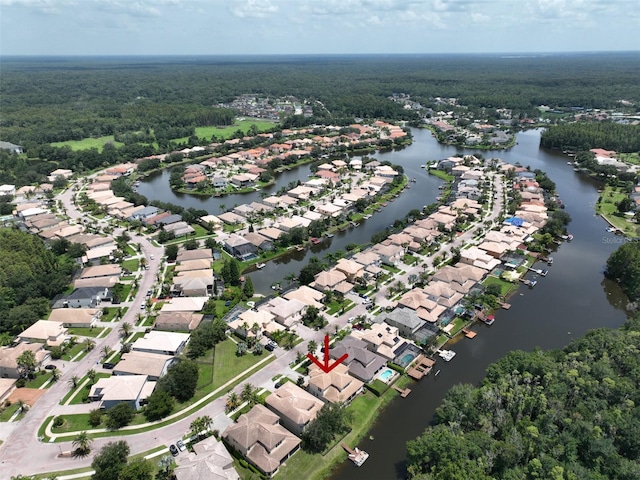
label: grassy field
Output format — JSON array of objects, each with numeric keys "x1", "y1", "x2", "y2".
[
  {"x1": 51, "y1": 135, "x2": 125, "y2": 151},
  {"x1": 67, "y1": 327, "x2": 106, "y2": 338},
  {"x1": 171, "y1": 120, "x2": 276, "y2": 144},
  {"x1": 121, "y1": 258, "x2": 140, "y2": 272},
  {"x1": 429, "y1": 169, "x2": 454, "y2": 182},
  {"x1": 596, "y1": 186, "x2": 638, "y2": 236},
  {"x1": 483, "y1": 275, "x2": 517, "y2": 296}
]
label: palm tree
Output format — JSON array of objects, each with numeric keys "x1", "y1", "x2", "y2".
[
  {"x1": 240, "y1": 383, "x2": 256, "y2": 404},
  {"x1": 51, "y1": 368, "x2": 61, "y2": 382},
  {"x1": 68, "y1": 375, "x2": 80, "y2": 390},
  {"x1": 251, "y1": 322, "x2": 260, "y2": 338},
  {"x1": 72, "y1": 431, "x2": 92, "y2": 457},
  {"x1": 101, "y1": 345, "x2": 112, "y2": 359},
  {"x1": 87, "y1": 369, "x2": 97, "y2": 384},
  {"x1": 226, "y1": 392, "x2": 240, "y2": 412},
  {"x1": 84, "y1": 338, "x2": 95, "y2": 352},
  {"x1": 307, "y1": 340, "x2": 318, "y2": 355},
  {"x1": 119, "y1": 322, "x2": 132, "y2": 339}
]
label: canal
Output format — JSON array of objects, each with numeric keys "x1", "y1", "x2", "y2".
[{"x1": 140, "y1": 129, "x2": 629, "y2": 479}]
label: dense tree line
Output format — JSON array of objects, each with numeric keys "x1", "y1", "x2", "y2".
[
  {"x1": 2, "y1": 53, "x2": 639, "y2": 152},
  {"x1": 0, "y1": 228, "x2": 76, "y2": 340},
  {"x1": 540, "y1": 122, "x2": 640, "y2": 153},
  {"x1": 605, "y1": 240, "x2": 640, "y2": 303},
  {"x1": 406, "y1": 314, "x2": 640, "y2": 480}
]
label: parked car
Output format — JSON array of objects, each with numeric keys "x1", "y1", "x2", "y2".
[
  {"x1": 265, "y1": 342, "x2": 275, "y2": 352},
  {"x1": 150, "y1": 254, "x2": 155, "y2": 260},
  {"x1": 44, "y1": 364, "x2": 57, "y2": 370},
  {"x1": 169, "y1": 444, "x2": 179, "y2": 457},
  {"x1": 362, "y1": 298, "x2": 372, "y2": 305},
  {"x1": 359, "y1": 293, "x2": 368, "y2": 299},
  {"x1": 176, "y1": 439, "x2": 186, "y2": 451},
  {"x1": 102, "y1": 362, "x2": 115, "y2": 369}
]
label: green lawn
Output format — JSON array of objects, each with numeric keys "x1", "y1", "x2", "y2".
[
  {"x1": 0, "y1": 403, "x2": 21, "y2": 422},
  {"x1": 62, "y1": 342, "x2": 87, "y2": 361},
  {"x1": 428, "y1": 169, "x2": 454, "y2": 182},
  {"x1": 122, "y1": 258, "x2": 140, "y2": 272},
  {"x1": 67, "y1": 327, "x2": 106, "y2": 338},
  {"x1": 51, "y1": 413, "x2": 94, "y2": 433},
  {"x1": 69, "y1": 373, "x2": 111, "y2": 405},
  {"x1": 483, "y1": 275, "x2": 517, "y2": 297},
  {"x1": 51, "y1": 135, "x2": 125, "y2": 151},
  {"x1": 25, "y1": 371, "x2": 54, "y2": 388},
  {"x1": 100, "y1": 307, "x2": 120, "y2": 322},
  {"x1": 171, "y1": 120, "x2": 275, "y2": 144},
  {"x1": 596, "y1": 186, "x2": 638, "y2": 236}
]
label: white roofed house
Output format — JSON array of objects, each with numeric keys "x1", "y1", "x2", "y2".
[
  {"x1": 228, "y1": 309, "x2": 276, "y2": 339},
  {"x1": 371, "y1": 243, "x2": 403, "y2": 267},
  {"x1": 18, "y1": 320, "x2": 67, "y2": 347},
  {"x1": 172, "y1": 269, "x2": 215, "y2": 297},
  {"x1": 131, "y1": 331, "x2": 190, "y2": 356},
  {"x1": 89, "y1": 375, "x2": 153, "y2": 410},
  {"x1": 0, "y1": 342, "x2": 49, "y2": 379},
  {"x1": 263, "y1": 297, "x2": 306, "y2": 328},
  {"x1": 174, "y1": 435, "x2": 239, "y2": 480}
]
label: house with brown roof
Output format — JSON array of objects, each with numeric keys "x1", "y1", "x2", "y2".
[
  {"x1": 307, "y1": 363, "x2": 364, "y2": 405},
  {"x1": 334, "y1": 258, "x2": 364, "y2": 283},
  {"x1": 79, "y1": 264, "x2": 122, "y2": 279},
  {"x1": 175, "y1": 258, "x2": 212, "y2": 273},
  {"x1": 154, "y1": 312, "x2": 203, "y2": 332},
  {"x1": 172, "y1": 269, "x2": 215, "y2": 297},
  {"x1": 431, "y1": 265, "x2": 478, "y2": 294},
  {"x1": 284, "y1": 286, "x2": 324, "y2": 309},
  {"x1": 174, "y1": 435, "x2": 239, "y2": 480},
  {"x1": 222, "y1": 404, "x2": 301, "y2": 478},
  {"x1": 422, "y1": 281, "x2": 464, "y2": 309},
  {"x1": 264, "y1": 382, "x2": 324, "y2": 436},
  {"x1": 349, "y1": 322, "x2": 410, "y2": 362},
  {"x1": 176, "y1": 248, "x2": 213, "y2": 263}
]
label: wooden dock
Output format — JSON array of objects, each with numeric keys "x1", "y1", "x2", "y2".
[
  {"x1": 499, "y1": 302, "x2": 511, "y2": 309},
  {"x1": 342, "y1": 444, "x2": 369, "y2": 466},
  {"x1": 462, "y1": 328, "x2": 477, "y2": 339},
  {"x1": 407, "y1": 355, "x2": 436, "y2": 380},
  {"x1": 392, "y1": 385, "x2": 412, "y2": 397}
]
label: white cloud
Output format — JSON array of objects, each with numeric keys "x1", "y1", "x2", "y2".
[
  {"x1": 230, "y1": 0, "x2": 278, "y2": 18},
  {"x1": 469, "y1": 12, "x2": 489, "y2": 23}
]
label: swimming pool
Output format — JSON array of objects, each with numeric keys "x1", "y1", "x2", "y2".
[
  {"x1": 378, "y1": 368, "x2": 396, "y2": 383},
  {"x1": 399, "y1": 352, "x2": 416, "y2": 367}
]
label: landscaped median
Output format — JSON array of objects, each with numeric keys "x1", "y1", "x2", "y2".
[{"x1": 39, "y1": 341, "x2": 275, "y2": 442}]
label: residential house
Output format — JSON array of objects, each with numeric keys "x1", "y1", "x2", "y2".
[
  {"x1": 422, "y1": 281, "x2": 464, "y2": 309},
  {"x1": 78, "y1": 264, "x2": 122, "y2": 279},
  {"x1": 257, "y1": 227, "x2": 284, "y2": 242},
  {"x1": 0, "y1": 342, "x2": 48, "y2": 379},
  {"x1": 176, "y1": 248, "x2": 213, "y2": 263},
  {"x1": 222, "y1": 404, "x2": 301, "y2": 478},
  {"x1": 48, "y1": 308, "x2": 100, "y2": 328},
  {"x1": 349, "y1": 322, "x2": 411, "y2": 362},
  {"x1": 398, "y1": 289, "x2": 446, "y2": 324},
  {"x1": 18, "y1": 320, "x2": 68, "y2": 347},
  {"x1": 52, "y1": 287, "x2": 112, "y2": 309},
  {"x1": 113, "y1": 351, "x2": 175, "y2": 381},
  {"x1": 160, "y1": 297, "x2": 209, "y2": 313},
  {"x1": 154, "y1": 312, "x2": 203, "y2": 332},
  {"x1": 283, "y1": 286, "x2": 324, "y2": 309},
  {"x1": 230, "y1": 174, "x2": 255, "y2": 188},
  {"x1": 264, "y1": 383, "x2": 324, "y2": 436},
  {"x1": 174, "y1": 435, "x2": 239, "y2": 480},
  {"x1": 263, "y1": 297, "x2": 306, "y2": 328},
  {"x1": 224, "y1": 234, "x2": 258, "y2": 260},
  {"x1": 330, "y1": 337, "x2": 386, "y2": 383},
  {"x1": 131, "y1": 331, "x2": 190, "y2": 356},
  {"x1": 460, "y1": 246, "x2": 502, "y2": 271},
  {"x1": 172, "y1": 269, "x2": 215, "y2": 297},
  {"x1": 174, "y1": 258, "x2": 212, "y2": 273},
  {"x1": 334, "y1": 258, "x2": 364, "y2": 283},
  {"x1": 307, "y1": 363, "x2": 364, "y2": 405},
  {"x1": 381, "y1": 307, "x2": 426, "y2": 340},
  {"x1": 431, "y1": 266, "x2": 478, "y2": 294},
  {"x1": 371, "y1": 243, "x2": 403, "y2": 267},
  {"x1": 311, "y1": 269, "x2": 347, "y2": 292},
  {"x1": 89, "y1": 375, "x2": 154, "y2": 410},
  {"x1": 228, "y1": 309, "x2": 276, "y2": 338},
  {"x1": 244, "y1": 232, "x2": 273, "y2": 251}
]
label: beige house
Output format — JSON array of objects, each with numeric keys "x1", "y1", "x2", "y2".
[
  {"x1": 265, "y1": 382, "x2": 324, "y2": 436},
  {"x1": 284, "y1": 286, "x2": 324, "y2": 309},
  {"x1": 222, "y1": 404, "x2": 301, "y2": 478},
  {"x1": 18, "y1": 320, "x2": 67, "y2": 347},
  {"x1": 48, "y1": 308, "x2": 100, "y2": 328},
  {"x1": 79, "y1": 264, "x2": 121, "y2": 279},
  {"x1": 350, "y1": 322, "x2": 410, "y2": 361},
  {"x1": 172, "y1": 269, "x2": 214, "y2": 297},
  {"x1": 176, "y1": 249, "x2": 213, "y2": 263},
  {"x1": 113, "y1": 351, "x2": 175, "y2": 381},
  {"x1": 154, "y1": 312, "x2": 203, "y2": 332},
  {"x1": 422, "y1": 281, "x2": 464, "y2": 309},
  {"x1": 174, "y1": 435, "x2": 239, "y2": 480},
  {"x1": 89, "y1": 375, "x2": 153, "y2": 410},
  {"x1": 307, "y1": 363, "x2": 364, "y2": 405},
  {"x1": 174, "y1": 259, "x2": 212, "y2": 273},
  {"x1": 311, "y1": 269, "x2": 347, "y2": 292},
  {"x1": 334, "y1": 258, "x2": 364, "y2": 283},
  {"x1": 0, "y1": 342, "x2": 48, "y2": 378},
  {"x1": 132, "y1": 331, "x2": 190, "y2": 356},
  {"x1": 263, "y1": 297, "x2": 306, "y2": 328}
]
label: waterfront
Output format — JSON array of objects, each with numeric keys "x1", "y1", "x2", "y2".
[{"x1": 140, "y1": 128, "x2": 630, "y2": 479}]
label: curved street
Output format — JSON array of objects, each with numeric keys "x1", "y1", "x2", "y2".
[{"x1": 0, "y1": 170, "x2": 504, "y2": 478}]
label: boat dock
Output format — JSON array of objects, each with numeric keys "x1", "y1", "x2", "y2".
[
  {"x1": 520, "y1": 278, "x2": 538, "y2": 288},
  {"x1": 462, "y1": 328, "x2": 477, "y2": 339},
  {"x1": 392, "y1": 385, "x2": 412, "y2": 397},
  {"x1": 342, "y1": 444, "x2": 369, "y2": 467},
  {"x1": 499, "y1": 302, "x2": 511, "y2": 309},
  {"x1": 407, "y1": 355, "x2": 436, "y2": 380},
  {"x1": 527, "y1": 267, "x2": 548, "y2": 276}
]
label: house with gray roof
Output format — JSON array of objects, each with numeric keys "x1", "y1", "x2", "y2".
[
  {"x1": 380, "y1": 307, "x2": 427, "y2": 340},
  {"x1": 329, "y1": 336, "x2": 387, "y2": 383}
]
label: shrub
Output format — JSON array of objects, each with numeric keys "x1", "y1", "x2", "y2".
[
  {"x1": 53, "y1": 416, "x2": 64, "y2": 428},
  {"x1": 88, "y1": 409, "x2": 103, "y2": 427},
  {"x1": 16, "y1": 378, "x2": 26, "y2": 388}
]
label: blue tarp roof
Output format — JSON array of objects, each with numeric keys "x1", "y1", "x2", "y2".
[{"x1": 505, "y1": 217, "x2": 524, "y2": 227}]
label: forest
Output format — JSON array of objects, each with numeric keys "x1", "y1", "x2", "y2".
[
  {"x1": 406, "y1": 314, "x2": 640, "y2": 480},
  {"x1": 540, "y1": 122, "x2": 640, "y2": 153},
  {"x1": 0, "y1": 228, "x2": 76, "y2": 343},
  {"x1": 2, "y1": 52, "x2": 639, "y2": 151}
]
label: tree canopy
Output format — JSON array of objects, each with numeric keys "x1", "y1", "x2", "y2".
[{"x1": 406, "y1": 315, "x2": 640, "y2": 480}]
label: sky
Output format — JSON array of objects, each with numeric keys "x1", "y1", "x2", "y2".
[{"x1": 1, "y1": 0, "x2": 639, "y2": 56}]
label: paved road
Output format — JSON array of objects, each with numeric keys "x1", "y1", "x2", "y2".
[{"x1": 0, "y1": 173, "x2": 504, "y2": 478}]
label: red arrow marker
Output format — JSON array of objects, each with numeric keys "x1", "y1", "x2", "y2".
[{"x1": 307, "y1": 334, "x2": 348, "y2": 374}]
